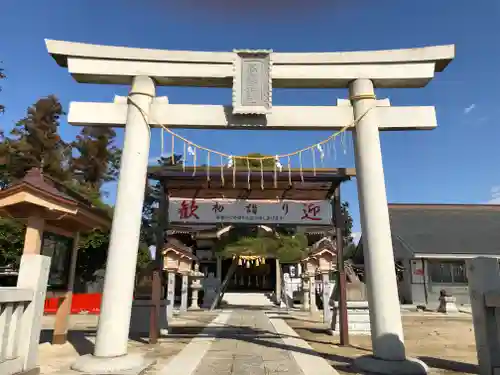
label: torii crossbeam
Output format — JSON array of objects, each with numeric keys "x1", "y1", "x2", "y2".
[{"x1": 68, "y1": 96, "x2": 436, "y2": 131}]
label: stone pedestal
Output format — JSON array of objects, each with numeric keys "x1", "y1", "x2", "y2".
[
  {"x1": 437, "y1": 291, "x2": 458, "y2": 313},
  {"x1": 321, "y1": 272, "x2": 333, "y2": 324},
  {"x1": 130, "y1": 299, "x2": 168, "y2": 335},
  {"x1": 302, "y1": 275, "x2": 310, "y2": 311},
  {"x1": 309, "y1": 274, "x2": 318, "y2": 313},
  {"x1": 180, "y1": 273, "x2": 189, "y2": 313},
  {"x1": 466, "y1": 258, "x2": 500, "y2": 375},
  {"x1": 331, "y1": 301, "x2": 371, "y2": 335},
  {"x1": 190, "y1": 264, "x2": 204, "y2": 310},
  {"x1": 190, "y1": 284, "x2": 201, "y2": 310},
  {"x1": 166, "y1": 271, "x2": 176, "y2": 319},
  {"x1": 354, "y1": 356, "x2": 428, "y2": 375},
  {"x1": 275, "y1": 259, "x2": 282, "y2": 305},
  {"x1": 281, "y1": 273, "x2": 294, "y2": 308}
]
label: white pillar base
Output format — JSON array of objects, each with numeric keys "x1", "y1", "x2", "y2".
[
  {"x1": 354, "y1": 355, "x2": 428, "y2": 375},
  {"x1": 72, "y1": 353, "x2": 155, "y2": 375}
]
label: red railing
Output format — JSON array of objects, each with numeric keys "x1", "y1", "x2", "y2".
[{"x1": 44, "y1": 293, "x2": 103, "y2": 315}]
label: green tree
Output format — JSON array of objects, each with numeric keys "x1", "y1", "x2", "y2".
[
  {"x1": 214, "y1": 226, "x2": 309, "y2": 263},
  {"x1": 8, "y1": 95, "x2": 69, "y2": 181},
  {"x1": 0, "y1": 64, "x2": 5, "y2": 115},
  {"x1": 0, "y1": 217, "x2": 24, "y2": 267},
  {"x1": 141, "y1": 155, "x2": 182, "y2": 248},
  {"x1": 0, "y1": 65, "x2": 8, "y2": 187},
  {"x1": 70, "y1": 127, "x2": 121, "y2": 195},
  {"x1": 341, "y1": 201, "x2": 354, "y2": 244},
  {"x1": 234, "y1": 153, "x2": 276, "y2": 170}
]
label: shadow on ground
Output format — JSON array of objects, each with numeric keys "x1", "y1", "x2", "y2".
[{"x1": 39, "y1": 312, "x2": 479, "y2": 375}]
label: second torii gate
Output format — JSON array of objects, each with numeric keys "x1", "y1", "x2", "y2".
[{"x1": 45, "y1": 39, "x2": 454, "y2": 375}]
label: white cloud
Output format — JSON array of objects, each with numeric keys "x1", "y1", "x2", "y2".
[
  {"x1": 488, "y1": 186, "x2": 500, "y2": 204},
  {"x1": 352, "y1": 232, "x2": 362, "y2": 245},
  {"x1": 464, "y1": 104, "x2": 476, "y2": 114}
]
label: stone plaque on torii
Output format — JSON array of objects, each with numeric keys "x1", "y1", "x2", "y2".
[{"x1": 45, "y1": 39, "x2": 454, "y2": 375}]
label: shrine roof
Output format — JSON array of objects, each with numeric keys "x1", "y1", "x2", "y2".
[
  {"x1": 148, "y1": 166, "x2": 354, "y2": 201},
  {"x1": 0, "y1": 168, "x2": 112, "y2": 235}
]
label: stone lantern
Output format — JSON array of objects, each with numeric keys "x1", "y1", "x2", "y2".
[
  {"x1": 190, "y1": 264, "x2": 204, "y2": 310},
  {"x1": 309, "y1": 238, "x2": 337, "y2": 324},
  {"x1": 162, "y1": 239, "x2": 197, "y2": 318},
  {"x1": 301, "y1": 254, "x2": 319, "y2": 313}
]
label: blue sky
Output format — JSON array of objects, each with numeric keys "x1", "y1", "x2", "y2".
[{"x1": 2, "y1": 0, "x2": 500, "y2": 237}]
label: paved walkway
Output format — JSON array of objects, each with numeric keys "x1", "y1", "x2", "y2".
[{"x1": 159, "y1": 310, "x2": 338, "y2": 375}]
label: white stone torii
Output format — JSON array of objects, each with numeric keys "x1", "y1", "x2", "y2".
[{"x1": 45, "y1": 39, "x2": 454, "y2": 375}]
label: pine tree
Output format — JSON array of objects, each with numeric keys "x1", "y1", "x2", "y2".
[
  {"x1": 0, "y1": 64, "x2": 5, "y2": 115},
  {"x1": 70, "y1": 127, "x2": 121, "y2": 195},
  {"x1": 0, "y1": 65, "x2": 8, "y2": 187},
  {"x1": 141, "y1": 155, "x2": 182, "y2": 248},
  {"x1": 8, "y1": 95, "x2": 69, "y2": 180}
]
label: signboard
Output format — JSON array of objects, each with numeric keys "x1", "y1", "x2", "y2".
[
  {"x1": 232, "y1": 50, "x2": 272, "y2": 115},
  {"x1": 169, "y1": 198, "x2": 331, "y2": 225}
]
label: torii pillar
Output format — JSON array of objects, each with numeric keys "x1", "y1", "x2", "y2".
[{"x1": 72, "y1": 76, "x2": 156, "y2": 374}]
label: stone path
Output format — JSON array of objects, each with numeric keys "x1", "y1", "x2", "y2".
[{"x1": 158, "y1": 310, "x2": 339, "y2": 375}]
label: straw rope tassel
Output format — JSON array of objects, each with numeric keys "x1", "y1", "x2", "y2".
[
  {"x1": 299, "y1": 151, "x2": 304, "y2": 183},
  {"x1": 287, "y1": 156, "x2": 292, "y2": 186},
  {"x1": 220, "y1": 155, "x2": 225, "y2": 186},
  {"x1": 247, "y1": 158, "x2": 251, "y2": 190},
  {"x1": 171, "y1": 134, "x2": 175, "y2": 164},
  {"x1": 232, "y1": 156, "x2": 236, "y2": 188},
  {"x1": 341, "y1": 132, "x2": 347, "y2": 154},
  {"x1": 273, "y1": 156, "x2": 277, "y2": 188},
  {"x1": 192, "y1": 148, "x2": 197, "y2": 176},
  {"x1": 161, "y1": 128, "x2": 164, "y2": 157},
  {"x1": 312, "y1": 147, "x2": 317, "y2": 176},
  {"x1": 260, "y1": 159, "x2": 264, "y2": 190},
  {"x1": 183, "y1": 142, "x2": 186, "y2": 172},
  {"x1": 127, "y1": 96, "x2": 376, "y2": 167}
]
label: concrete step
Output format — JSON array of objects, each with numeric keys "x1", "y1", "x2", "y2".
[{"x1": 223, "y1": 292, "x2": 275, "y2": 307}]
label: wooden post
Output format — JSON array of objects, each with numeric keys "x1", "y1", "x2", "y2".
[
  {"x1": 334, "y1": 185, "x2": 349, "y2": 346},
  {"x1": 149, "y1": 181, "x2": 168, "y2": 344},
  {"x1": 23, "y1": 215, "x2": 45, "y2": 255},
  {"x1": 53, "y1": 232, "x2": 80, "y2": 345},
  {"x1": 210, "y1": 256, "x2": 239, "y2": 311}
]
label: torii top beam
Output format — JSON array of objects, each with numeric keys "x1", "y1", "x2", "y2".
[{"x1": 45, "y1": 39, "x2": 454, "y2": 88}]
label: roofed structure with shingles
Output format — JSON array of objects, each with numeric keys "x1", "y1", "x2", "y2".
[{"x1": 388, "y1": 204, "x2": 500, "y2": 258}]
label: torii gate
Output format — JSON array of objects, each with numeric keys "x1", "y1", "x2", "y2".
[{"x1": 45, "y1": 39, "x2": 454, "y2": 375}]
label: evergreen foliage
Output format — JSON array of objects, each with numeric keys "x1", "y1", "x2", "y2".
[
  {"x1": 213, "y1": 225, "x2": 309, "y2": 263},
  {"x1": 0, "y1": 93, "x2": 151, "y2": 281}
]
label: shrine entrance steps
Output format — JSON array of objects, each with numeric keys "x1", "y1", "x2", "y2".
[{"x1": 222, "y1": 292, "x2": 275, "y2": 309}]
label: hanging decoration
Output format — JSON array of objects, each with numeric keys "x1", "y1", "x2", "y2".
[
  {"x1": 182, "y1": 142, "x2": 187, "y2": 172},
  {"x1": 206, "y1": 151, "x2": 211, "y2": 182},
  {"x1": 317, "y1": 144, "x2": 325, "y2": 167},
  {"x1": 220, "y1": 155, "x2": 225, "y2": 186},
  {"x1": 134, "y1": 96, "x2": 376, "y2": 187},
  {"x1": 311, "y1": 147, "x2": 317, "y2": 176},
  {"x1": 233, "y1": 254, "x2": 266, "y2": 268},
  {"x1": 161, "y1": 128, "x2": 164, "y2": 157},
  {"x1": 247, "y1": 158, "x2": 251, "y2": 189},
  {"x1": 171, "y1": 134, "x2": 175, "y2": 164}
]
